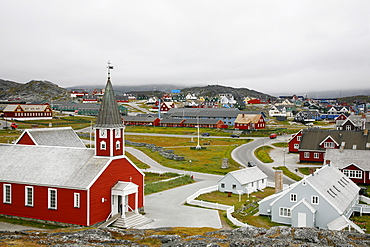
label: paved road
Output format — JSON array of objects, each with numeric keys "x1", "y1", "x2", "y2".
[
  {"x1": 232, "y1": 136, "x2": 296, "y2": 185},
  {"x1": 126, "y1": 147, "x2": 223, "y2": 229}
]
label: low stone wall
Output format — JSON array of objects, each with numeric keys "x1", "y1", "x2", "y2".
[{"x1": 125, "y1": 140, "x2": 185, "y2": 161}]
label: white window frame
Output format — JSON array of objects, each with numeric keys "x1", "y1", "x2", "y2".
[
  {"x1": 232, "y1": 184, "x2": 236, "y2": 189},
  {"x1": 343, "y1": 169, "x2": 362, "y2": 179},
  {"x1": 74, "y1": 193, "x2": 80, "y2": 208},
  {"x1": 324, "y1": 142, "x2": 335, "y2": 148},
  {"x1": 100, "y1": 141, "x2": 106, "y2": 150},
  {"x1": 48, "y1": 188, "x2": 57, "y2": 210},
  {"x1": 297, "y1": 136, "x2": 301, "y2": 141},
  {"x1": 116, "y1": 141, "x2": 120, "y2": 150},
  {"x1": 314, "y1": 153, "x2": 320, "y2": 159},
  {"x1": 294, "y1": 144, "x2": 299, "y2": 149},
  {"x1": 3, "y1": 184, "x2": 11, "y2": 204},
  {"x1": 290, "y1": 193, "x2": 297, "y2": 202},
  {"x1": 304, "y1": 152, "x2": 309, "y2": 158},
  {"x1": 221, "y1": 183, "x2": 225, "y2": 188},
  {"x1": 312, "y1": 195, "x2": 319, "y2": 205},
  {"x1": 25, "y1": 186, "x2": 34, "y2": 207},
  {"x1": 279, "y1": 207, "x2": 291, "y2": 217}
]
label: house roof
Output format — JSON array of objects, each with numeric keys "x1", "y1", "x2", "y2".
[
  {"x1": 123, "y1": 116, "x2": 158, "y2": 123},
  {"x1": 0, "y1": 144, "x2": 112, "y2": 189},
  {"x1": 305, "y1": 165, "x2": 359, "y2": 214},
  {"x1": 325, "y1": 149, "x2": 370, "y2": 171},
  {"x1": 299, "y1": 129, "x2": 370, "y2": 151},
  {"x1": 160, "y1": 118, "x2": 185, "y2": 124},
  {"x1": 15, "y1": 127, "x2": 86, "y2": 148},
  {"x1": 260, "y1": 164, "x2": 359, "y2": 215},
  {"x1": 183, "y1": 118, "x2": 222, "y2": 125},
  {"x1": 4, "y1": 104, "x2": 50, "y2": 112},
  {"x1": 226, "y1": 167, "x2": 267, "y2": 185},
  {"x1": 234, "y1": 114, "x2": 262, "y2": 124},
  {"x1": 94, "y1": 78, "x2": 124, "y2": 128}
]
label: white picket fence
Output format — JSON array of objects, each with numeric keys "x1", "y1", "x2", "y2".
[{"x1": 186, "y1": 185, "x2": 249, "y2": 228}]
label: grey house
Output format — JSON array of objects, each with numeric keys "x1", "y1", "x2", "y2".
[
  {"x1": 218, "y1": 167, "x2": 267, "y2": 195},
  {"x1": 258, "y1": 164, "x2": 363, "y2": 233}
]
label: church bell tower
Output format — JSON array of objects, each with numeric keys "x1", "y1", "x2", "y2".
[{"x1": 94, "y1": 62, "x2": 125, "y2": 157}]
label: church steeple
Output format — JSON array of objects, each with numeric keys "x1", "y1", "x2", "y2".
[{"x1": 94, "y1": 62, "x2": 125, "y2": 157}]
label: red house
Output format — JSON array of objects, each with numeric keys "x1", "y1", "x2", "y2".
[
  {"x1": 123, "y1": 116, "x2": 160, "y2": 126},
  {"x1": 325, "y1": 149, "x2": 370, "y2": 185},
  {"x1": 3, "y1": 104, "x2": 53, "y2": 121},
  {"x1": 0, "y1": 77, "x2": 145, "y2": 226},
  {"x1": 234, "y1": 114, "x2": 265, "y2": 130},
  {"x1": 288, "y1": 130, "x2": 303, "y2": 153},
  {"x1": 298, "y1": 128, "x2": 370, "y2": 163}
]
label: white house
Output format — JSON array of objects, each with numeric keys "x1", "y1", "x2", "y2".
[
  {"x1": 258, "y1": 163, "x2": 364, "y2": 233},
  {"x1": 218, "y1": 167, "x2": 268, "y2": 195}
]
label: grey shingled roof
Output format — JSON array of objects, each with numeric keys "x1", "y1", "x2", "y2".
[
  {"x1": 305, "y1": 164, "x2": 359, "y2": 214},
  {"x1": 94, "y1": 78, "x2": 124, "y2": 128},
  {"x1": 16, "y1": 127, "x2": 86, "y2": 148},
  {"x1": 124, "y1": 116, "x2": 158, "y2": 123},
  {"x1": 228, "y1": 167, "x2": 267, "y2": 185},
  {"x1": 0, "y1": 144, "x2": 110, "y2": 189},
  {"x1": 325, "y1": 149, "x2": 370, "y2": 170},
  {"x1": 183, "y1": 118, "x2": 222, "y2": 124},
  {"x1": 299, "y1": 129, "x2": 370, "y2": 151}
]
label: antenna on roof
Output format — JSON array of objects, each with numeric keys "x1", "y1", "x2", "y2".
[{"x1": 107, "y1": 60, "x2": 114, "y2": 79}]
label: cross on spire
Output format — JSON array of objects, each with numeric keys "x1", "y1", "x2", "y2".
[{"x1": 107, "y1": 60, "x2": 114, "y2": 79}]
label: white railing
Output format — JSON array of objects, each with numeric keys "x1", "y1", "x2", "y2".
[
  {"x1": 186, "y1": 185, "x2": 249, "y2": 228},
  {"x1": 360, "y1": 195, "x2": 370, "y2": 204}
]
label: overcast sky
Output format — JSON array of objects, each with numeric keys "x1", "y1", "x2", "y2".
[{"x1": 1, "y1": 0, "x2": 370, "y2": 96}]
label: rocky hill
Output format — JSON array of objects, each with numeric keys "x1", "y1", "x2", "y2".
[
  {"x1": 1, "y1": 226, "x2": 369, "y2": 246},
  {"x1": 0, "y1": 79, "x2": 70, "y2": 101}
]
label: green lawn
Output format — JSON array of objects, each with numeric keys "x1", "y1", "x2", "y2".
[
  {"x1": 273, "y1": 166, "x2": 302, "y2": 181},
  {"x1": 196, "y1": 188, "x2": 284, "y2": 228},
  {"x1": 254, "y1": 146, "x2": 274, "y2": 163}
]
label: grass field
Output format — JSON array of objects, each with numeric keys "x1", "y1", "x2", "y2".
[
  {"x1": 196, "y1": 188, "x2": 283, "y2": 228},
  {"x1": 254, "y1": 146, "x2": 274, "y2": 163}
]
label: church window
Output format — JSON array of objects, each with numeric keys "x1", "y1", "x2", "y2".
[
  {"x1": 74, "y1": 193, "x2": 80, "y2": 208},
  {"x1": 100, "y1": 141, "x2": 106, "y2": 150},
  {"x1": 3, "y1": 184, "x2": 11, "y2": 204},
  {"x1": 116, "y1": 141, "x2": 120, "y2": 150},
  {"x1": 25, "y1": 186, "x2": 34, "y2": 207},
  {"x1": 48, "y1": 189, "x2": 57, "y2": 210}
]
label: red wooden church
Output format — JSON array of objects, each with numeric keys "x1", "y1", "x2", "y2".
[{"x1": 0, "y1": 76, "x2": 145, "y2": 226}]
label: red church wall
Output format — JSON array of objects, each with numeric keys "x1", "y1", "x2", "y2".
[
  {"x1": 89, "y1": 158, "x2": 144, "y2": 225},
  {"x1": 0, "y1": 182, "x2": 88, "y2": 225},
  {"x1": 16, "y1": 132, "x2": 35, "y2": 145},
  {"x1": 95, "y1": 129, "x2": 111, "y2": 156},
  {"x1": 113, "y1": 129, "x2": 124, "y2": 156}
]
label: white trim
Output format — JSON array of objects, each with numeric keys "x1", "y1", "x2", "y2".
[
  {"x1": 74, "y1": 192, "x2": 80, "y2": 208},
  {"x1": 290, "y1": 193, "x2": 297, "y2": 202},
  {"x1": 319, "y1": 135, "x2": 339, "y2": 147},
  {"x1": 87, "y1": 188, "x2": 90, "y2": 226},
  {"x1": 279, "y1": 207, "x2": 291, "y2": 217},
  {"x1": 25, "y1": 186, "x2": 34, "y2": 207},
  {"x1": 311, "y1": 195, "x2": 319, "y2": 205},
  {"x1": 3, "y1": 184, "x2": 11, "y2": 204},
  {"x1": 48, "y1": 188, "x2": 57, "y2": 210}
]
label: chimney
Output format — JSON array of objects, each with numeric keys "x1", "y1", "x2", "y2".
[
  {"x1": 364, "y1": 129, "x2": 368, "y2": 136},
  {"x1": 275, "y1": 170, "x2": 283, "y2": 193},
  {"x1": 326, "y1": 160, "x2": 331, "y2": 166}
]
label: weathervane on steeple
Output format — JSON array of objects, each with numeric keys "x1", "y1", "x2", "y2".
[{"x1": 107, "y1": 60, "x2": 114, "y2": 79}]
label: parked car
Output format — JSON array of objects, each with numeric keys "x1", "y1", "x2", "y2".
[
  {"x1": 230, "y1": 134, "x2": 240, "y2": 138},
  {"x1": 201, "y1": 132, "x2": 210, "y2": 136},
  {"x1": 247, "y1": 161, "x2": 256, "y2": 167},
  {"x1": 269, "y1": 133, "x2": 277, "y2": 139}
]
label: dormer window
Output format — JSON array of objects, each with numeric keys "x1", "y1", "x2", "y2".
[{"x1": 324, "y1": 142, "x2": 335, "y2": 148}]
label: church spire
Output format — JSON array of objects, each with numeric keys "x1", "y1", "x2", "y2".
[{"x1": 95, "y1": 62, "x2": 124, "y2": 128}]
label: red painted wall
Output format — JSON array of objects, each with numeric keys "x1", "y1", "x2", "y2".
[
  {"x1": 288, "y1": 131, "x2": 302, "y2": 153},
  {"x1": 89, "y1": 158, "x2": 144, "y2": 225},
  {"x1": 113, "y1": 129, "x2": 124, "y2": 156},
  {"x1": 299, "y1": 151, "x2": 325, "y2": 163},
  {"x1": 16, "y1": 132, "x2": 35, "y2": 145},
  {"x1": 95, "y1": 129, "x2": 111, "y2": 156},
  {"x1": 340, "y1": 164, "x2": 369, "y2": 184},
  {"x1": 0, "y1": 182, "x2": 88, "y2": 225}
]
